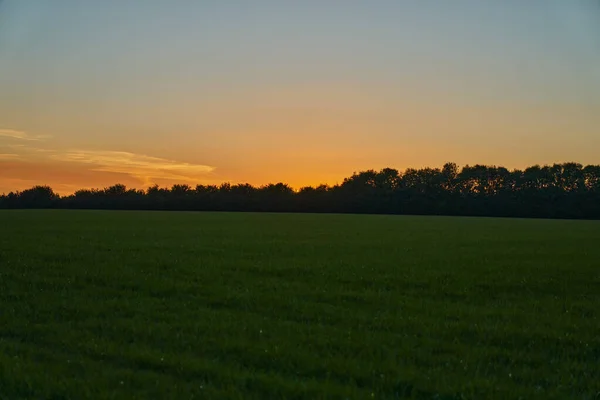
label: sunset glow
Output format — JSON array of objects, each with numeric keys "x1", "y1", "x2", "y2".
[{"x1": 1, "y1": 1, "x2": 599, "y2": 195}]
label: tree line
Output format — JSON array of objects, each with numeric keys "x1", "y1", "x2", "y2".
[{"x1": 2, "y1": 162, "x2": 600, "y2": 219}]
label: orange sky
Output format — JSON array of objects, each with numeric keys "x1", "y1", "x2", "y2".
[{"x1": 1, "y1": 2, "x2": 599, "y2": 195}]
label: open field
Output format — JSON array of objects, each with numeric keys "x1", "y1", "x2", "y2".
[{"x1": 0, "y1": 210, "x2": 599, "y2": 399}]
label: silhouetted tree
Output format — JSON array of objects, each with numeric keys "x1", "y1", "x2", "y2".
[
  {"x1": 2, "y1": 162, "x2": 600, "y2": 219},
  {"x1": 5, "y1": 186, "x2": 59, "y2": 208}
]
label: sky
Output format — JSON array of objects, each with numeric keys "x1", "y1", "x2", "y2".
[{"x1": 1, "y1": 0, "x2": 599, "y2": 194}]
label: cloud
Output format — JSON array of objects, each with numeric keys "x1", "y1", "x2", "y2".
[
  {"x1": 0, "y1": 159, "x2": 144, "y2": 193},
  {"x1": 0, "y1": 153, "x2": 20, "y2": 160},
  {"x1": 50, "y1": 150, "x2": 216, "y2": 185},
  {"x1": 0, "y1": 129, "x2": 51, "y2": 141}
]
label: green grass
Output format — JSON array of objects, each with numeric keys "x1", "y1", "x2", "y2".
[{"x1": 0, "y1": 210, "x2": 599, "y2": 399}]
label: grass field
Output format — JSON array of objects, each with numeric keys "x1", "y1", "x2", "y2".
[{"x1": 0, "y1": 210, "x2": 599, "y2": 399}]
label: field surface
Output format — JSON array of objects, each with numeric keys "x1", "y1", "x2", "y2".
[{"x1": 0, "y1": 210, "x2": 599, "y2": 399}]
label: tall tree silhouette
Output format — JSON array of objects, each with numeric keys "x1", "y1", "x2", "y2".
[{"x1": 2, "y1": 162, "x2": 600, "y2": 219}]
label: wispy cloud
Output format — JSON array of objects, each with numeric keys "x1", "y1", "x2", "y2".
[
  {"x1": 0, "y1": 153, "x2": 20, "y2": 160},
  {"x1": 50, "y1": 150, "x2": 216, "y2": 185},
  {"x1": 0, "y1": 129, "x2": 51, "y2": 141}
]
